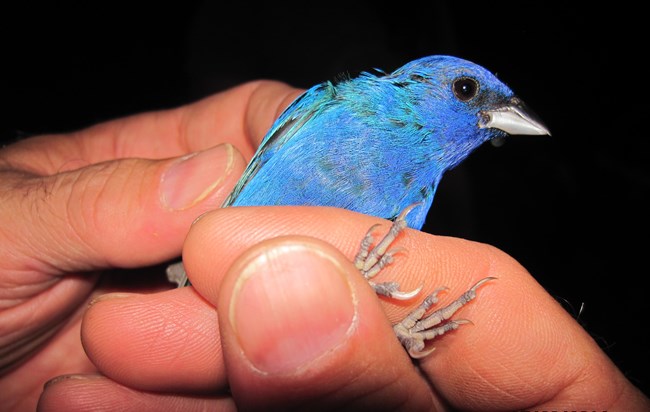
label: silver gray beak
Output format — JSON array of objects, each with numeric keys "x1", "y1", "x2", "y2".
[{"x1": 479, "y1": 97, "x2": 551, "y2": 136}]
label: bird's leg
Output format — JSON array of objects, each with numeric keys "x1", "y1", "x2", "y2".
[
  {"x1": 393, "y1": 277, "x2": 495, "y2": 358},
  {"x1": 353, "y1": 203, "x2": 494, "y2": 358},
  {"x1": 166, "y1": 261, "x2": 189, "y2": 287},
  {"x1": 354, "y1": 203, "x2": 422, "y2": 300}
]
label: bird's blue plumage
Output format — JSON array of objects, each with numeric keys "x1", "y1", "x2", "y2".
[
  {"x1": 223, "y1": 55, "x2": 543, "y2": 229},
  {"x1": 168, "y1": 55, "x2": 549, "y2": 349}
]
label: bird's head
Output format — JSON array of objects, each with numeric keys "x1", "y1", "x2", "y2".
[{"x1": 391, "y1": 55, "x2": 550, "y2": 169}]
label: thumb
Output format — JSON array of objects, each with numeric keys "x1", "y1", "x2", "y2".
[
  {"x1": 216, "y1": 236, "x2": 438, "y2": 412},
  {"x1": 1, "y1": 143, "x2": 245, "y2": 274}
]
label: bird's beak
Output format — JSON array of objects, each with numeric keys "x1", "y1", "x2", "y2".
[{"x1": 479, "y1": 97, "x2": 551, "y2": 136}]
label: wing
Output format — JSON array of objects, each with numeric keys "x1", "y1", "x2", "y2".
[{"x1": 222, "y1": 81, "x2": 337, "y2": 207}]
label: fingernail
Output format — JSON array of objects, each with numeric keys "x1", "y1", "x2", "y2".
[
  {"x1": 88, "y1": 292, "x2": 135, "y2": 307},
  {"x1": 44, "y1": 374, "x2": 102, "y2": 389},
  {"x1": 230, "y1": 242, "x2": 356, "y2": 374},
  {"x1": 160, "y1": 144, "x2": 234, "y2": 210}
]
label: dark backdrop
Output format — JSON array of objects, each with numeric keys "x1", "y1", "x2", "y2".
[{"x1": 3, "y1": 2, "x2": 648, "y2": 398}]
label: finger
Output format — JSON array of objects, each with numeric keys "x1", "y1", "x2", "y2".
[
  {"x1": 37, "y1": 374, "x2": 236, "y2": 412},
  {"x1": 77, "y1": 222, "x2": 438, "y2": 409},
  {"x1": 183, "y1": 206, "x2": 650, "y2": 410},
  {"x1": 1, "y1": 81, "x2": 303, "y2": 175},
  {"x1": 419, "y1": 248, "x2": 650, "y2": 411},
  {"x1": 182, "y1": 206, "x2": 443, "y2": 311},
  {"x1": 0, "y1": 143, "x2": 245, "y2": 276},
  {"x1": 80, "y1": 288, "x2": 224, "y2": 393},
  {"x1": 216, "y1": 236, "x2": 438, "y2": 411}
]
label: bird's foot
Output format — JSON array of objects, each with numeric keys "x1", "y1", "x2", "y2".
[
  {"x1": 166, "y1": 261, "x2": 190, "y2": 287},
  {"x1": 352, "y1": 204, "x2": 494, "y2": 358},
  {"x1": 354, "y1": 203, "x2": 422, "y2": 300},
  {"x1": 393, "y1": 277, "x2": 495, "y2": 358}
]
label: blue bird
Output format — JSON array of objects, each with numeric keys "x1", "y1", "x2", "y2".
[{"x1": 169, "y1": 55, "x2": 549, "y2": 357}]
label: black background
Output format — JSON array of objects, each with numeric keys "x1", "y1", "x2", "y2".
[{"x1": 3, "y1": 2, "x2": 648, "y2": 399}]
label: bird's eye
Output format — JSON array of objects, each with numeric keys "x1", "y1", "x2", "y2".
[{"x1": 452, "y1": 77, "x2": 479, "y2": 102}]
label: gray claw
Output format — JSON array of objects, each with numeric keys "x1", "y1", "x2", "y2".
[
  {"x1": 387, "y1": 284, "x2": 423, "y2": 300},
  {"x1": 394, "y1": 277, "x2": 495, "y2": 358}
]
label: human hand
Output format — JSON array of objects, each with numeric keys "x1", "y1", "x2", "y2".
[
  {"x1": 39, "y1": 206, "x2": 650, "y2": 411},
  {"x1": 0, "y1": 81, "x2": 302, "y2": 411}
]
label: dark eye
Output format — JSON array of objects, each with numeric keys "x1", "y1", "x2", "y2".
[{"x1": 452, "y1": 77, "x2": 479, "y2": 102}]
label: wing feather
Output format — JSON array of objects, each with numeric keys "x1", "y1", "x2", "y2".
[{"x1": 223, "y1": 81, "x2": 337, "y2": 206}]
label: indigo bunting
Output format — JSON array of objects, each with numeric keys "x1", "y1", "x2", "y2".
[{"x1": 168, "y1": 55, "x2": 549, "y2": 357}]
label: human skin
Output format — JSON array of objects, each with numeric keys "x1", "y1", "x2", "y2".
[{"x1": 0, "y1": 81, "x2": 647, "y2": 411}]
